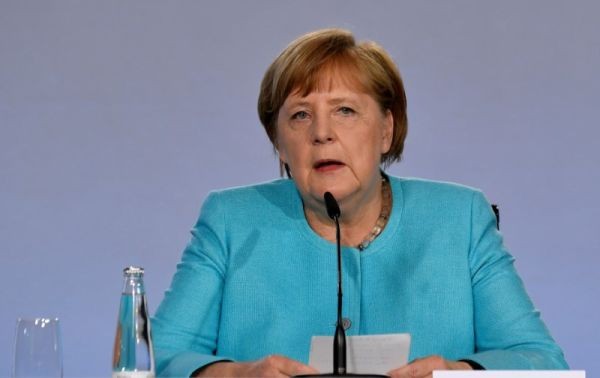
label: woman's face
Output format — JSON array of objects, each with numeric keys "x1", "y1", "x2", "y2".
[{"x1": 276, "y1": 76, "x2": 393, "y2": 211}]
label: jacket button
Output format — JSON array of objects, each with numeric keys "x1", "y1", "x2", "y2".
[{"x1": 342, "y1": 318, "x2": 351, "y2": 330}]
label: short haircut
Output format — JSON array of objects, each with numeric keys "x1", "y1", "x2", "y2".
[{"x1": 258, "y1": 28, "x2": 408, "y2": 166}]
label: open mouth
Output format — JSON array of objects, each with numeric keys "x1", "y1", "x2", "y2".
[{"x1": 314, "y1": 159, "x2": 345, "y2": 171}]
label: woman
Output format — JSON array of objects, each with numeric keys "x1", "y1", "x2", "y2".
[{"x1": 152, "y1": 28, "x2": 568, "y2": 377}]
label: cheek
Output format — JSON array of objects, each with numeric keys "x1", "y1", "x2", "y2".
[{"x1": 277, "y1": 137, "x2": 304, "y2": 167}]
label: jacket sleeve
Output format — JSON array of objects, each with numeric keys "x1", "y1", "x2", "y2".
[
  {"x1": 152, "y1": 192, "x2": 233, "y2": 377},
  {"x1": 460, "y1": 190, "x2": 568, "y2": 369}
]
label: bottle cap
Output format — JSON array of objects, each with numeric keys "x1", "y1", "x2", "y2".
[{"x1": 123, "y1": 266, "x2": 144, "y2": 276}]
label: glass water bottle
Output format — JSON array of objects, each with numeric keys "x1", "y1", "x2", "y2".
[{"x1": 112, "y1": 266, "x2": 155, "y2": 378}]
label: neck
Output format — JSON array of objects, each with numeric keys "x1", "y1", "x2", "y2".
[{"x1": 305, "y1": 179, "x2": 384, "y2": 247}]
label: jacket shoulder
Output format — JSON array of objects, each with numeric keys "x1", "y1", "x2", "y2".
[
  {"x1": 200, "y1": 179, "x2": 297, "y2": 220},
  {"x1": 391, "y1": 176, "x2": 483, "y2": 200}
]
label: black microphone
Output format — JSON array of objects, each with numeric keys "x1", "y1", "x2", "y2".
[
  {"x1": 324, "y1": 192, "x2": 341, "y2": 220},
  {"x1": 324, "y1": 192, "x2": 346, "y2": 375},
  {"x1": 295, "y1": 192, "x2": 387, "y2": 377}
]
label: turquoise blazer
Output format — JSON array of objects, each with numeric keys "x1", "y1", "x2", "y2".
[{"x1": 152, "y1": 176, "x2": 568, "y2": 377}]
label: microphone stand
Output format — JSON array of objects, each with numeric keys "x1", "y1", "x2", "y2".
[{"x1": 295, "y1": 193, "x2": 388, "y2": 378}]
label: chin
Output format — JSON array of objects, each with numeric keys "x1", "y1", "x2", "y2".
[
  {"x1": 303, "y1": 174, "x2": 360, "y2": 202},
  {"x1": 315, "y1": 185, "x2": 357, "y2": 203}
]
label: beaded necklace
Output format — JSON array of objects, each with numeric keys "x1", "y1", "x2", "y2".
[{"x1": 357, "y1": 177, "x2": 392, "y2": 251}]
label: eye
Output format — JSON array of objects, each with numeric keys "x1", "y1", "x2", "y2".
[
  {"x1": 338, "y1": 106, "x2": 356, "y2": 116},
  {"x1": 291, "y1": 110, "x2": 310, "y2": 120}
]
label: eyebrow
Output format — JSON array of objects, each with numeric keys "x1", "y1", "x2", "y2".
[
  {"x1": 286, "y1": 95, "x2": 359, "y2": 108},
  {"x1": 286, "y1": 100, "x2": 311, "y2": 108}
]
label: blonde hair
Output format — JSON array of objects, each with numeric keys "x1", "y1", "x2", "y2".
[{"x1": 257, "y1": 28, "x2": 408, "y2": 167}]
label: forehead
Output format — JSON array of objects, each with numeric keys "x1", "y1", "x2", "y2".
[
  {"x1": 291, "y1": 61, "x2": 371, "y2": 99},
  {"x1": 284, "y1": 84, "x2": 369, "y2": 108},
  {"x1": 285, "y1": 68, "x2": 374, "y2": 106}
]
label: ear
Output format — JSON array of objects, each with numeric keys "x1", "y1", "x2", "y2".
[
  {"x1": 381, "y1": 109, "x2": 394, "y2": 154},
  {"x1": 276, "y1": 144, "x2": 288, "y2": 165},
  {"x1": 275, "y1": 131, "x2": 291, "y2": 166},
  {"x1": 276, "y1": 140, "x2": 292, "y2": 178}
]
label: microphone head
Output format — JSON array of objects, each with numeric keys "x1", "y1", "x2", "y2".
[{"x1": 324, "y1": 192, "x2": 341, "y2": 220}]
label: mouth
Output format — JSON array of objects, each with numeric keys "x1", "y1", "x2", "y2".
[{"x1": 313, "y1": 159, "x2": 345, "y2": 172}]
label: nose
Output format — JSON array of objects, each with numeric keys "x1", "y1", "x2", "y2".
[{"x1": 311, "y1": 113, "x2": 335, "y2": 145}]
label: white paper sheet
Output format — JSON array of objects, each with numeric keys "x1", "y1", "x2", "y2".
[
  {"x1": 308, "y1": 333, "x2": 411, "y2": 375},
  {"x1": 433, "y1": 372, "x2": 585, "y2": 378}
]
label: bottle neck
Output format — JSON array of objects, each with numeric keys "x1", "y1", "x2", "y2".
[{"x1": 122, "y1": 275, "x2": 145, "y2": 295}]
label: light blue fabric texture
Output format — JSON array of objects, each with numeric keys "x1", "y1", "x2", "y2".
[{"x1": 152, "y1": 176, "x2": 568, "y2": 377}]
